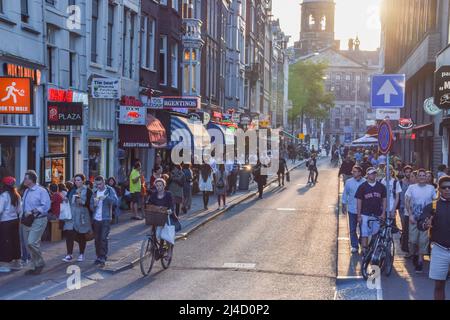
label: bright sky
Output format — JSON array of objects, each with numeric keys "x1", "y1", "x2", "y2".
[{"x1": 271, "y1": 0, "x2": 382, "y2": 51}]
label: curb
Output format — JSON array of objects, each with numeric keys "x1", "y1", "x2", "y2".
[{"x1": 106, "y1": 160, "x2": 307, "y2": 274}]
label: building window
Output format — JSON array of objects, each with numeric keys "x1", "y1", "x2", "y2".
[
  {"x1": 129, "y1": 12, "x2": 135, "y2": 78},
  {"x1": 346, "y1": 74, "x2": 351, "y2": 81},
  {"x1": 21, "y1": 0, "x2": 29, "y2": 23},
  {"x1": 336, "y1": 74, "x2": 341, "y2": 80},
  {"x1": 47, "y1": 46, "x2": 54, "y2": 83},
  {"x1": 334, "y1": 118, "x2": 340, "y2": 129},
  {"x1": 159, "y1": 35, "x2": 168, "y2": 85},
  {"x1": 122, "y1": 8, "x2": 128, "y2": 76},
  {"x1": 356, "y1": 118, "x2": 360, "y2": 130},
  {"x1": 160, "y1": 0, "x2": 167, "y2": 5},
  {"x1": 91, "y1": 0, "x2": 99, "y2": 63},
  {"x1": 69, "y1": 52, "x2": 75, "y2": 87},
  {"x1": 172, "y1": 0, "x2": 179, "y2": 12},
  {"x1": 345, "y1": 119, "x2": 350, "y2": 126},
  {"x1": 107, "y1": 4, "x2": 115, "y2": 67},
  {"x1": 46, "y1": 0, "x2": 56, "y2": 6},
  {"x1": 68, "y1": 0, "x2": 76, "y2": 6},
  {"x1": 171, "y1": 43, "x2": 178, "y2": 88},
  {"x1": 141, "y1": 16, "x2": 155, "y2": 70}
]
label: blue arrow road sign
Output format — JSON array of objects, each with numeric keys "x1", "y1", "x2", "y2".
[{"x1": 371, "y1": 74, "x2": 405, "y2": 109}]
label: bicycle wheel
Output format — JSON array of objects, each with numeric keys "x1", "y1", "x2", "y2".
[
  {"x1": 161, "y1": 241, "x2": 174, "y2": 269},
  {"x1": 140, "y1": 236, "x2": 156, "y2": 276},
  {"x1": 384, "y1": 239, "x2": 395, "y2": 276}
]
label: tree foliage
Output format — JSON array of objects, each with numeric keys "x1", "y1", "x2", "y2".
[{"x1": 288, "y1": 60, "x2": 335, "y2": 121}]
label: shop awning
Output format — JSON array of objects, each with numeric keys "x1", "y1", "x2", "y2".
[
  {"x1": 169, "y1": 115, "x2": 210, "y2": 150},
  {"x1": 207, "y1": 122, "x2": 235, "y2": 145},
  {"x1": 146, "y1": 114, "x2": 167, "y2": 148},
  {"x1": 351, "y1": 135, "x2": 378, "y2": 147},
  {"x1": 119, "y1": 125, "x2": 150, "y2": 148}
]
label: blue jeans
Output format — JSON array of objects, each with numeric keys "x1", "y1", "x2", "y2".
[
  {"x1": 348, "y1": 212, "x2": 360, "y2": 249},
  {"x1": 93, "y1": 220, "x2": 111, "y2": 261}
]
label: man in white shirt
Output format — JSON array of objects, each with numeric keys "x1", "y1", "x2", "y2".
[{"x1": 405, "y1": 169, "x2": 437, "y2": 273}]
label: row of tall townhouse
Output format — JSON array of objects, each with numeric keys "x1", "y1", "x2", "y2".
[{"x1": 0, "y1": 0, "x2": 289, "y2": 184}]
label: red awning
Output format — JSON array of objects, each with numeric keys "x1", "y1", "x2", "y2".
[
  {"x1": 412, "y1": 123, "x2": 433, "y2": 132},
  {"x1": 119, "y1": 125, "x2": 150, "y2": 148},
  {"x1": 146, "y1": 114, "x2": 167, "y2": 148}
]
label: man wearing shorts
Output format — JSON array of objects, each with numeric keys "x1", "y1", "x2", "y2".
[
  {"x1": 355, "y1": 167, "x2": 387, "y2": 255},
  {"x1": 418, "y1": 176, "x2": 450, "y2": 300},
  {"x1": 129, "y1": 161, "x2": 143, "y2": 220}
]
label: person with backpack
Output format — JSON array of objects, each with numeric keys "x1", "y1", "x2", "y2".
[
  {"x1": 198, "y1": 163, "x2": 214, "y2": 210},
  {"x1": 381, "y1": 166, "x2": 402, "y2": 228},
  {"x1": 168, "y1": 165, "x2": 185, "y2": 216},
  {"x1": 253, "y1": 160, "x2": 268, "y2": 199},
  {"x1": 417, "y1": 176, "x2": 450, "y2": 300},
  {"x1": 277, "y1": 155, "x2": 288, "y2": 187},
  {"x1": 214, "y1": 164, "x2": 228, "y2": 210},
  {"x1": 182, "y1": 164, "x2": 193, "y2": 214}
]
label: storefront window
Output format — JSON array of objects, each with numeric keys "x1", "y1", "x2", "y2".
[
  {"x1": 47, "y1": 135, "x2": 68, "y2": 184},
  {"x1": 0, "y1": 137, "x2": 20, "y2": 181},
  {"x1": 89, "y1": 139, "x2": 103, "y2": 181},
  {"x1": 48, "y1": 136, "x2": 67, "y2": 154}
]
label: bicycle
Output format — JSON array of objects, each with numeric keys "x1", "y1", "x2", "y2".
[
  {"x1": 139, "y1": 210, "x2": 174, "y2": 277},
  {"x1": 361, "y1": 217, "x2": 401, "y2": 280}
]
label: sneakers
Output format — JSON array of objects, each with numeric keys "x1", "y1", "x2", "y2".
[
  {"x1": 0, "y1": 266, "x2": 11, "y2": 273},
  {"x1": 9, "y1": 260, "x2": 23, "y2": 271},
  {"x1": 415, "y1": 262, "x2": 424, "y2": 274},
  {"x1": 351, "y1": 247, "x2": 359, "y2": 254},
  {"x1": 77, "y1": 254, "x2": 84, "y2": 262},
  {"x1": 62, "y1": 255, "x2": 73, "y2": 262}
]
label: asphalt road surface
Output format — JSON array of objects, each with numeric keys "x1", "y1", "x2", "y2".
[{"x1": 51, "y1": 158, "x2": 339, "y2": 300}]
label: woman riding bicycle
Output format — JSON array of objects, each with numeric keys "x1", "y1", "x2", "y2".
[{"x1": 147, "y1": 178, "x2": 176, "y2": 244}]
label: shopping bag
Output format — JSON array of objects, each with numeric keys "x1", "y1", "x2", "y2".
[
  {"x1": 59, "y1": 202, "x2": 72, "y2": 220},
  {"x1": 160, "y1": 216, "x2": 175, "y2": 245},
  {"x1": 286, "y1": 172, "x2": 290, "y2": 182}
]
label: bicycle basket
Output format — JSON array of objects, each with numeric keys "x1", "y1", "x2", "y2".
[{"x1": 144, "y1": 206, "x2": 168, "y2": 226}]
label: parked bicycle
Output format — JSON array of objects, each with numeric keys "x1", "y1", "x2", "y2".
[{"x1": 362, "y1": 217, "x2": 401, "y2": 280}]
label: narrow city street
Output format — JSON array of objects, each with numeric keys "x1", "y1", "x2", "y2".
[{"x1": 47, "y1": 159, "x2": 338, "y2": 300}]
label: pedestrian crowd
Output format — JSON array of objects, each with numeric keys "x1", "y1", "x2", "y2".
[{"x1": 340, "y1": 146, "x2": 450, "y2": 300}]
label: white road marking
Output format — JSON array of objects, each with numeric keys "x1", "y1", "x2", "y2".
[
  {"x1": 337, "y1": 237, "x2": 350, "y2": 241},
  {"x1": 276, "y1": 208, "x2": 296, "y2": 211},
  {"x1": 223, "y1": 263, "x2": 256, "y2": 269}
]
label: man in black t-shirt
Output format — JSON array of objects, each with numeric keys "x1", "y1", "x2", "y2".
[{"x1": 355, "y1": 167, "x2": 387, "y2": 254}]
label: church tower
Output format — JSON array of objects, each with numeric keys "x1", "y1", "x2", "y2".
[{"x1": 298, "y1": 0, "x2": 335, "y2": 55}]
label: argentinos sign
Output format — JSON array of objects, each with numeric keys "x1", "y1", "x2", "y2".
[
  {"x1": 0, "y1": 77, "x2": 33, "y2": 114},
  {"x1": 148, "y1": 96, "x2": 200, "y2": 110},
  {"x1": 48, "y1": 102, "x2": 83, "y2": 125},
  {"x1": 434, "y1": 66, "x2": 450, "y2": 109}
]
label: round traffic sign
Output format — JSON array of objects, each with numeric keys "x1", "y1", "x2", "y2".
[{"x1": 378, "y1": 120, "x2": 393, "y2": 154}]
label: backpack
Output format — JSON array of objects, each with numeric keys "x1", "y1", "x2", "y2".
[{"x1": 217, "y1": 172, "x2": 225, "y2": 189}]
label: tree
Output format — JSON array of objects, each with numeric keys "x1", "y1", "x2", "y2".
[{"x1": 288, "y1": 60, "x2": 334, "y2": 130}]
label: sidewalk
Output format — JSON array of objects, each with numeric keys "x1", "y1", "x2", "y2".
[
  {"x1": 0, "y1": 160, "x2": 305, "y2": 296},
  {"x1": 335, "y1": 177, "x2": 450, "y2": 300}
]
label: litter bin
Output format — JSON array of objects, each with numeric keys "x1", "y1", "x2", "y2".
[{"x1": 239, "y1": 168, "x2": 251, "y2": 190}]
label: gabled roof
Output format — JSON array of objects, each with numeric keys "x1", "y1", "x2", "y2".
[{"x1": 293, "y1": 46, "x2": 369, "y2": 69}]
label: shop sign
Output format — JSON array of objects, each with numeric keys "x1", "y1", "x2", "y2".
[
  {"x1": 119, "y1": 106, "x2": 146, "y2": 125},
  {"x1": 398, "y1": 118, "x2": 414, "y2": 130},
  {"x1": 148, "y1": 96, "x2": 200, "y2": 110},
  {"x1": 259, "y1": 120, "x2": 271, "y2": 128},
  {"x1": 434, "y1": 66, "x2": 450, "y2": 110},
  {"x1": 423, "y1": 97, "x2": 441, "y2": 116},
  {"x1": 4, "y1": 63, "x2": 41, "y2": 85},
  {"x1": 239, "y1": 113, "x2": 252, "y2": 125},
  {"x1": 91, "y1": 78, "x2": 120, "y2": 99},
  {"x1": 49, "y1": 88, "x2": 73, "y2": 102},
  {"x1": 188, "y1": 112, "x2": 202, "y2": 123},
  {"x1": 48, "y1": 102, "x2": 83, "y2": 125},
  {"x1": 0, "y1": 77, "x2": 33, "y2": 114},
  {"x1": 120, "y1": 96, "x2": 142, "y2": 106}
]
